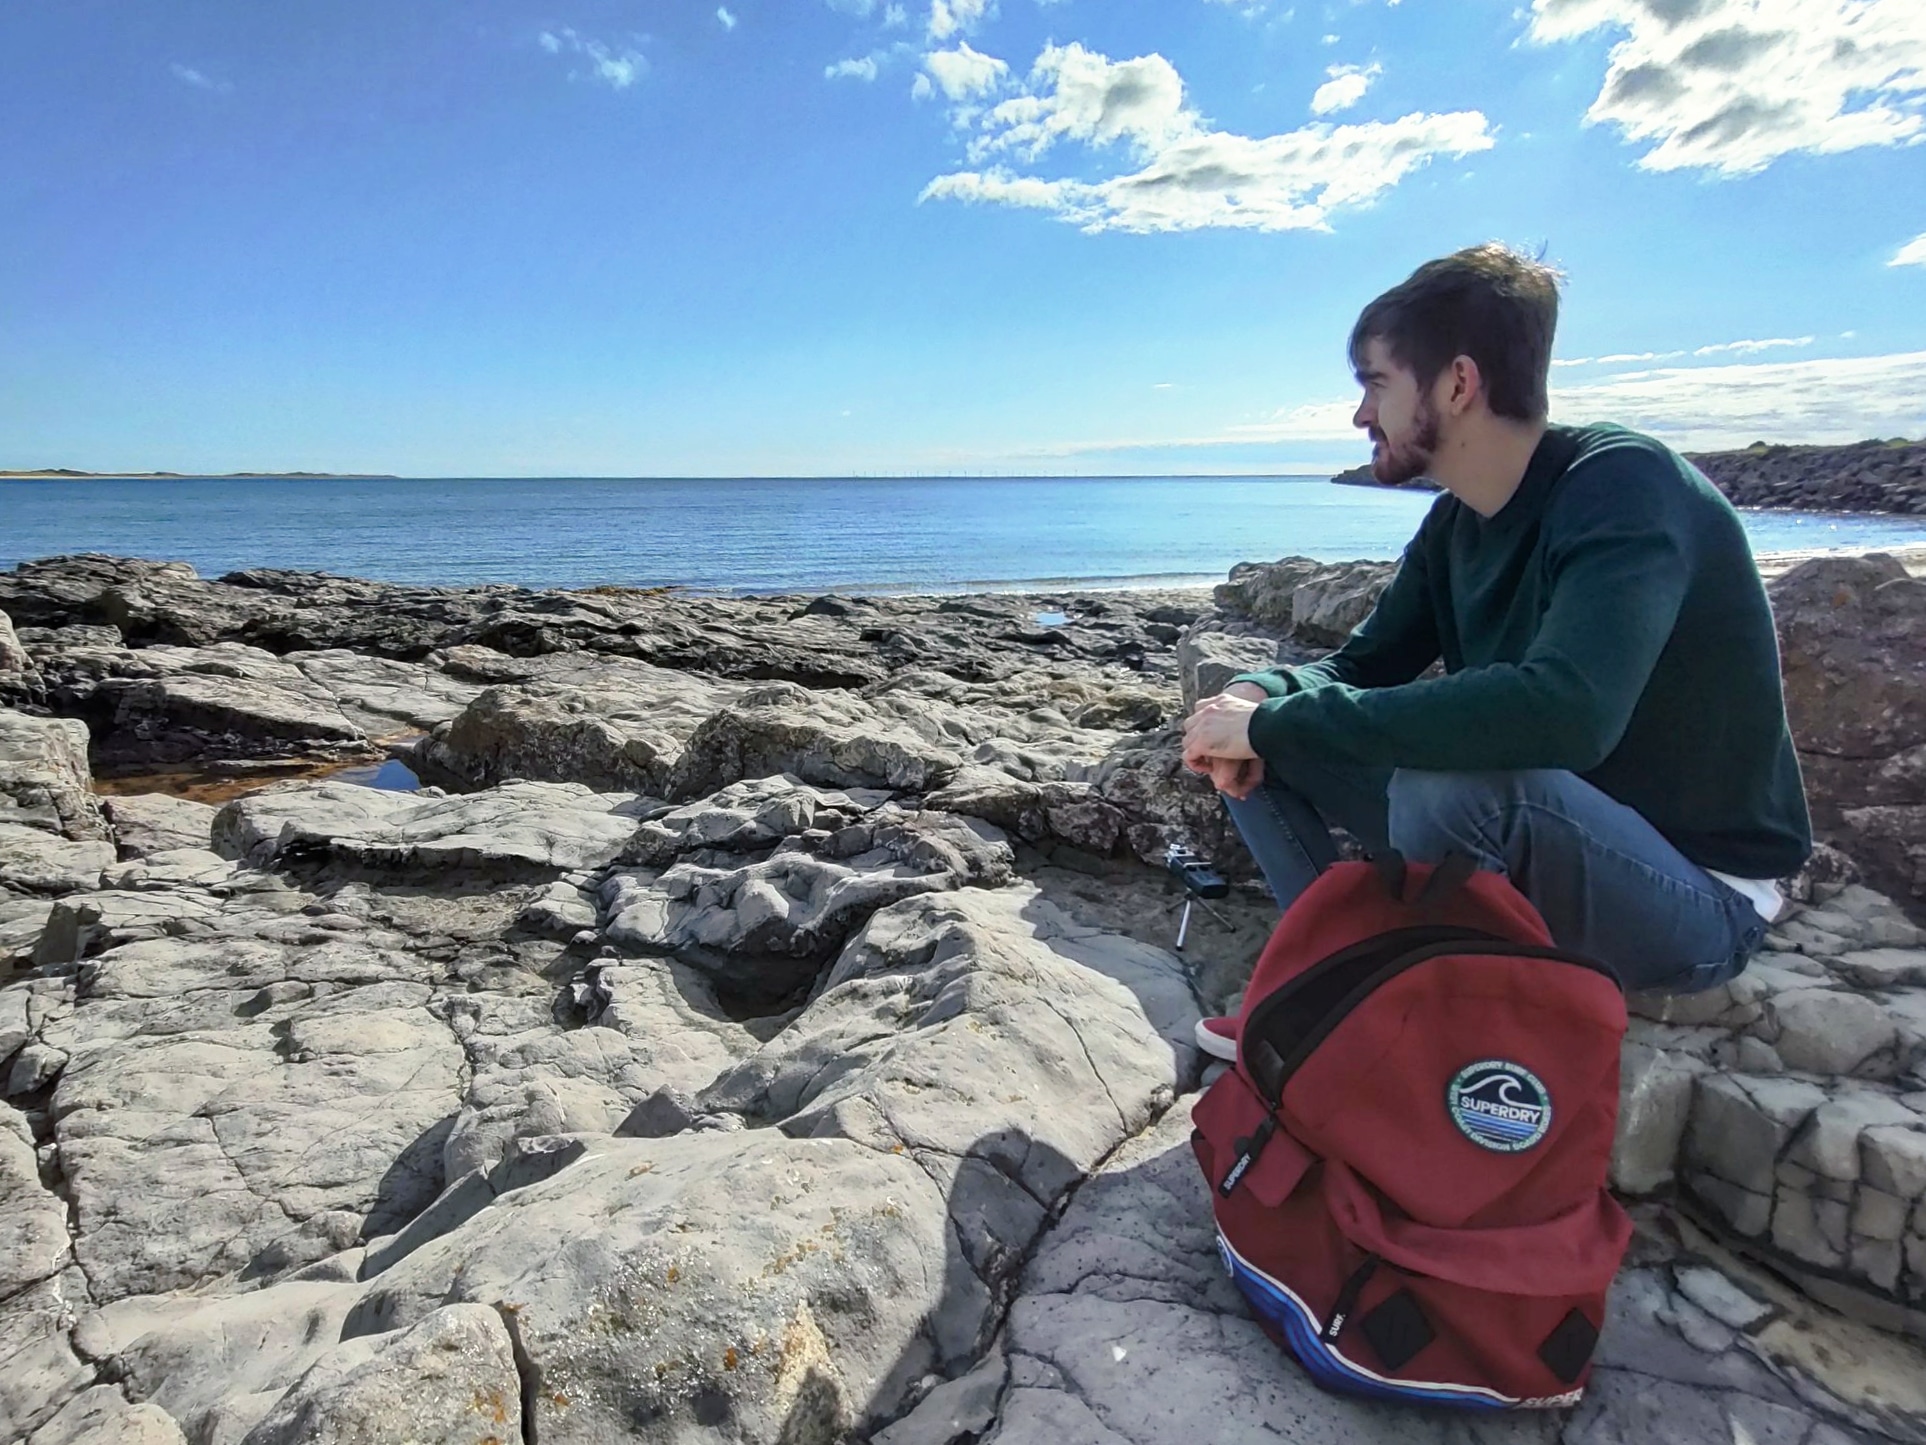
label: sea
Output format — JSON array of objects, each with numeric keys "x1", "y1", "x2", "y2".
[{"x1": 6, "y1": 475, "x2": 1926, "y2": 595}]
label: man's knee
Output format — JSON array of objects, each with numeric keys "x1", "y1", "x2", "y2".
[{"x1": 1387, "y1": 769, "x2": 1563, "y2": 858}]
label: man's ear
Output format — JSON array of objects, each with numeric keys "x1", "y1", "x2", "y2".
[{"x1": 1440, "y1": 355, "x2": 1484, "y2": 417}]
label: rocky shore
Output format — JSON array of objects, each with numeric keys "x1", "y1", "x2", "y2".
[
  {"x1": 1331, "y1": 439, "x2": 1926, "y2": 516},
  {"x1": 5, "y1": 551, "x2": 1926, "y2": 1443},
  {"x1": 1690, "y1": 442, "x2": 1926, "y2": 516}
]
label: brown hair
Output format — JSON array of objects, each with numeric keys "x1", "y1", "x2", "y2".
[{"x1": 1348, "y1": 244, "x2": 1562, "y2": 423}]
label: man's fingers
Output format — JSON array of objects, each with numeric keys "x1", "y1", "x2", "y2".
[{"x1": 1213, "y1": 757, "x2": 1265, "y2": 800}]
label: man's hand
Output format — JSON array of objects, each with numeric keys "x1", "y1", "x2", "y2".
[
  {"x1": 1183, "y1": 684, "x2": 1267, "y2": 799},
  {"x1": 1206, "y1": 756, "x2": 1266, "y2": 800}
]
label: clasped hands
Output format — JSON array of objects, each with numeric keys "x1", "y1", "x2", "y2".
[{"x1": 1182, "y1": 682, "x2": 1268, "y2": 801}]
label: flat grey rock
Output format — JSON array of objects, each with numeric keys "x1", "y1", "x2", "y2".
[
  {"x1": 100, "y1": 792, "x2": 221, "y2": 859},
  {"x1": 24, "y1": 1385, "x2": 187, "y2": 1445},
  {"x1": 25, "y1": 1387, "x2": 186, "y2": 1445},
  {"x1": 411, "y1": 654, "x2": 742, "y2": 794},
  {"x1": 212, "y1": 778, "x2": 642, "y2": 874},
  {"x1": 0, "y1": 710, "x2": 106, "y2": 841},
  {"x1": 1, "y1": 896, "x2": 56, "y2": 971},
  {"x1": 0, "y1": 822, "x2": 113, "y2": 895},
  {"x1": 351, "y1": 1130, "x2": 954, "y2": 1442},
  {"x1": 669, "y1": 682, "x2": 970, "y2": 799},
  {"x1": 31, "y1": 640, "x2": 373, "y2": 770},
  {"x1": 700, "y1": 883, "x2": 1199, "y2": 1329},
  {"x1": 603, "y1": 809, "x2": 1015, "y2": 1002},
  {"x1": 42, "y1": 933, "x2": 465, "y2": 1301},
  {"x1": 289, "y1": 648, "x2": 486, "y2": 736},
  {"x1": 0, "y1": 1270, "x2": 95, "y2": 1440},
  {"x1": 236, "y1": 1302, "x2": 520, "y2": 1445}
]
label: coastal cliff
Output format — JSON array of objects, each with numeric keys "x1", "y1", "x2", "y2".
[{"x1": 3, "y1": 553, "x2": 1926, "y2": 1443}]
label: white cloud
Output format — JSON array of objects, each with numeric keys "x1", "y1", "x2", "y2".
[
  {"x1": 1310, "y1": 62, "x2": 1381, "y2": 116},
  {"x1": 1192, "y1": 348, "x2": 1926, "y2": 456},
  {"x1": 1225, "y1": 399, "x2": 1363, "y2": 442},
  {"x1": 717, "y1": 6, "x2": 738, "y2": 29},
  {"x1": 1692, "y1": 335, "x2": 1814, "y2": 356},
  {"x1": 1550, "y1": 349, "x2": 1926, "y2": 446},
  {"x1": 169, "y1": 63, "x2": 229, "y2": 92},
  {"x1": 929, "y1": 0, "x2": 994, "y2": 41},
  {"x1": 885, "y1": 4, "x2": 909, "y2": 26},
  {"x1": 922, "y1": 42, "x2": 1492, "y2": 233},
  {"x1": 1553, "y1": 350, "x2": 1672, "y2": 365},
  {"x1": 1556, "y1": 335, "x2": 1816, "y2": 365},
  {"x1": 924, "y1": 42, "x2": 1008, "y2": 100},
  {"x1": 586, "y1": 47, "x2": 643, "y2": 89},
  {"x1": 969, "y1": 45, "x2": 1197, "y2": 160},
  {"x1": 1893, "y1": 231, "x2": 1926, "y2": 266},
  {"x1": 538, "y1": 28, "x2": 647, "y2": 89},
  {"x1": 827, "y1": 55, "x2": 881, "y2": 80},
  {"x1": 1527, "y1": 0, "x2": 1926, "y2": 175}
]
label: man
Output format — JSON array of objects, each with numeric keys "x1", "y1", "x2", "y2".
[{"x1": 1182, "y1": 243, "x2": 1810, "y2": 1046}]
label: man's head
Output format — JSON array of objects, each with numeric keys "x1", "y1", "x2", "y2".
[{"x1": 1349, "y1": 244, "x2": 1561, "y2": 486}]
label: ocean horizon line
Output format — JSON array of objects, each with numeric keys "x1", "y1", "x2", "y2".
[
  {"x1": 3, "y1": 470, "x2": 1344, "y2": 484},
  {"x1": 11, "y1": 472, "x2": 1926, "y2": 599}
]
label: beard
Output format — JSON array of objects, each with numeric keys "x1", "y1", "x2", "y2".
[{"x1": 1369, "y1": 397, "x2": 1440, "y2": 486}]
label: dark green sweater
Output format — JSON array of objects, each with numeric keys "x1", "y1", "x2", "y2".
[{"x1": 1234, "y1": 423, "x2": 1812, "y2": 879}]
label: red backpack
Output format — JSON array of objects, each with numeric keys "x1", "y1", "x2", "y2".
[{"x1": 1190, "y1": 853, "x2": 1631, "y2": 1409}]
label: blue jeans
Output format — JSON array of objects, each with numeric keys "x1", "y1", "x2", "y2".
[{"x1": 1221, "y1": 752, "x2": 1767, "y2": 994}]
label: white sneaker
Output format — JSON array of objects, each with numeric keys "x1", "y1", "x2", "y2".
[{"x1": 1195, "y1": 1015, "x2": 1238, "y2": 1062}]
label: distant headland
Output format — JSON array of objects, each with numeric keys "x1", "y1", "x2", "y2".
[{"x1": 1, "y1": 469, "x2": 401, "y2": 480}]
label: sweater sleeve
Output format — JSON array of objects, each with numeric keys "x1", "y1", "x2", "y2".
[
  {"x1": 1247, "y1": 454, "x2": 1690, "y2": 773},
  {"x1": 1228, "y1": 525, "x2": 1444, "y2": 700}
]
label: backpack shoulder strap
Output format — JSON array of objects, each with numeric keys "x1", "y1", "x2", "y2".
[{"x1": 1371, "y1": 848, "x2": 1480, "y2": 910}]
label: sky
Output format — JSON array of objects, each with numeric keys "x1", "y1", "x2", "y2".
[{"x1": 2, "y1": 0, "x2": 1923, "y2": 477}]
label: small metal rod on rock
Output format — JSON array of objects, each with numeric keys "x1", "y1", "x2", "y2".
[{"x1": 1173, "y1": 894, "x2": 1231, "y2": 949}]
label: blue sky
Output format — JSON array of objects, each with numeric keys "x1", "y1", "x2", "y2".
[{"x1": 2, "y1": 0, "x2": 1922, "y2": 476}]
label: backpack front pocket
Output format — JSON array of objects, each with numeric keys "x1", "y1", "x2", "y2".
[{"x1": 1191, "y1": 1066, "x2": 1316, "y2": 1208}]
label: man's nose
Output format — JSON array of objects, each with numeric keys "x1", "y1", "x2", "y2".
[{"x1": 1352, "y1": 397, "x2": 1373, "y2": 430}]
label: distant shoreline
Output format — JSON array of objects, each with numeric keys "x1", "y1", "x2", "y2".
[
  {"x1": 0, "y1": 469, "x2": 402, "y2": 480},
  {"x1": 1, "y1": 471, "x2": 1336, "y2": 483}
]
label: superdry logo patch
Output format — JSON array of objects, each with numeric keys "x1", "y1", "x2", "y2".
[{"x1": 1446, "y1": 1060, "x2": 1553, "y2": 1153}]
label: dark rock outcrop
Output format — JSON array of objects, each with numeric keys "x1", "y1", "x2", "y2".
[
  {"x1": 1689, "y1": 439, "x2": 1926, "y2": 515},
  {"x1": 1770, "y1": 553, "x2": 1926, "y2": 904}
]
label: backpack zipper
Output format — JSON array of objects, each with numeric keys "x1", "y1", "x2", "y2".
[
  {"x1": 1240, "y1": 925, "x2": 1500, "y2": 1103},
  {"x1": 1254, "y1": 937, "x2": 1617, "y2": 1106}
]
